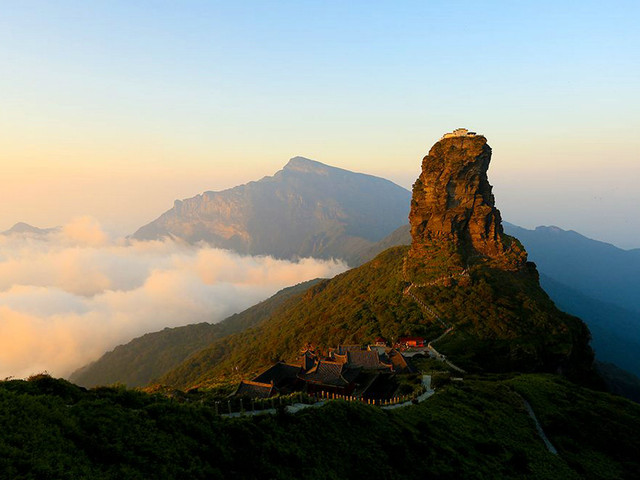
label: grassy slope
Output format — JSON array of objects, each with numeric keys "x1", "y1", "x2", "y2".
[
  {"x1": 70, "y1": 280, "x2": 321, "y2": 388},
  {"x1": 353, "y1": 223, "x2": 640, "y2": 380},
  {"x1": 1, "y1": 374, "x2": 638, "y2": 479},
  {"x1": 507, "y1": 374, "x2": 640, "y2": 479},
  {"x1": 160, "y1": 246, "x2": 594, "y2": 389},
  {"x1": 427, "y1": 263, "x2": 593, "y2": 380},
  {"x1": 160, "y1": 247, "x2": 425, "y2": 388}
]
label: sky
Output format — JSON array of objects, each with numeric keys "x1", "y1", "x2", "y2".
[{"x1": 0, "y1": 0, "x2": 639, "y2": 248}]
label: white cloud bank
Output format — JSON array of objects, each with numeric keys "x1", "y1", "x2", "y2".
[{"x1": 0, "y1": 217, "x2": 347, "y2": 379}]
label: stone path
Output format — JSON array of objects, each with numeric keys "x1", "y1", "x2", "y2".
[
  {"x1": 404, "y1": 283, "x2": 449, "y2": 328},
  {"x1": 519, "y1": 395, "x2": 558, "y2": 455},
  {"x1": 427, "y1": 330, "x2": 467, "y2": 374},
  {"x1": 382, "y1": 375, "x2": 434, "y2": 410},
  {"x1": 222, "y1": 408, "x2": 277, "y2": 418},
  {"x1": 401, "y1": 261, "x2": 467, "y2": 373}
]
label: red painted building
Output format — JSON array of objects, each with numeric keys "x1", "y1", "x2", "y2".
[{"x1": 397, "y1": 337, "x2": 425, "y2": 347}]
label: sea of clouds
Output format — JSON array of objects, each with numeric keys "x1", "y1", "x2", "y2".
[{"x1": 0, "y1": 217, "x2": 347, "y2": 379}]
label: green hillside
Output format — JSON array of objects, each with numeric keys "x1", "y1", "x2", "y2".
[
  {"x1": 352, "y1": 223, "x2": 640, "y2": 379},
  {"x1": 160, "y1": 246, "x2": 594, "y2": 389},
  {"x1": 70, "y1": 280, "x2": 321, "y2": 388}
]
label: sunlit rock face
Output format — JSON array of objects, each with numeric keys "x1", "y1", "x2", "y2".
[{"x1": 407, "y1": 130, "x2": 526, "y2": 275}]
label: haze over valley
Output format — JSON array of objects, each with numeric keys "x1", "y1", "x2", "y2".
[{"x1": 0, "y1": 215, "x2": 346, "y2": 379}]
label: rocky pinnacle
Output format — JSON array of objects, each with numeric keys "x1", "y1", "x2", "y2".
[{"x1": 407, "y1": 129, "x2": 526, "y2": 273}]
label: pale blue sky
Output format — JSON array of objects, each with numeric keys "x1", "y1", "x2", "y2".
[{"x1": 1, "y1": 1, "x2": 638, "y2": 246}]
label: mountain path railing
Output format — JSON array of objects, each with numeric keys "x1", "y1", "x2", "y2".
[
  {"x1": 402, "y1": 256, "x2": 467, "y2": 373},
  {"x1": 219, "y1": 375, "x2": 434, "y2": 418}
]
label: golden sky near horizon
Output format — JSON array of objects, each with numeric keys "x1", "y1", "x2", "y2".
[
  {"x1": 2, "y1": 124, "x2": 638, "y2": 248},
  {"x1": 1, "y1": 2, "x2": 638, "y2": 247}
]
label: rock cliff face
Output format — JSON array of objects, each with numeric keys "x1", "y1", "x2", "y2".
[{"x1": 407, "y1": 130, "x2": 526, "y2": 276}]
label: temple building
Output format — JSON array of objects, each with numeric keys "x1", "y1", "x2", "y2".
[
  {"x1": 441, "y1": 128, "x2": 477, "y2": 139},
  {"x1": 231, "y1": 343, "x2": 418, "y2": 399}
]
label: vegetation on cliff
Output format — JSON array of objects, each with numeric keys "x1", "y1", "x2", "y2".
[
  {"x1": 160, "y1": 245, "x2": 594, "y2": 389},
  {"x1": 355, "y1": 222, "x2": 640, "y2": 379}
]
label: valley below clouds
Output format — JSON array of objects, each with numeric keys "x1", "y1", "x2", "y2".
[{"x1": 0, "y1": 217, "x2": 347, "y2": 379}]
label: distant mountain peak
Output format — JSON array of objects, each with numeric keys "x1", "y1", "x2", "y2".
[
  {"x1": 132, "y1": 156, "x2": 411, "y2": 263},
  {"x1": 536, "y1": 225, "x2": 564, "y2": 233},
  {"x1": 285, "y1": 155, "x2": 317, "y2": 165},
  {"x1": 282, "y1": 156, "x2": 333, "y2": 175},
  {"x1": 2, "y1": 222, "x2": 58, "y2": 236},
  {"x1": 8, "y1": 222, "x2": 39, "y2": 233}
]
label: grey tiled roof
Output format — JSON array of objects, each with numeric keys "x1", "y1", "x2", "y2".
[
  {"x1": 234, "y1": 380, "x2": 274, "y2": 398},
  {"x1": 347, "y1": 350, "x2": 388, "y2": 369},
  {"x1": 252, "y1": 362, "x2": 301, "y2": 387},
  {"x1": 331, "y1": 353, "x2": 348, "y2": 364},
  {"x1": 304, "y1": 361, "x2": 349, "y2": 387},
  {"x1": 336, "y1": 345, "x2": 362, "y2": 355},
  {"x1": 388, "y1": 349, "x2": 413, "y2": 373}
]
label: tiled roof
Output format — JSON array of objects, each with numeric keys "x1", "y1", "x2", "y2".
[
  {"x1": 367, "y1": 345, "x2": 387, "y2": 356},
  {"x1": 252, "y1": 362, "x2": 301, "y2": 388},
  {"x1": 233, "y1": 380, "x2": 274, "y2": 398},
  {"x1": 336, "y1": 344, "x2": 362, "y2": 355},
  {"x1": 388, "y1": 349, "x2": 413, "y2": 373},
  {"x1": 342, "y1": 367, "x2": 362, "y2": 384},
  {"x1": 347, "y1": 350, "x2": 388, "y2": 369},
  {"x1": 331, "y1": 353, "x2": 348, "y2": 364},
  {"x1": 303, "y1": 361, "x2": 349, "y2": 387}
]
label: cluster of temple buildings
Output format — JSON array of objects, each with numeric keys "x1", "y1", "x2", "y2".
[{"x1": 232, "y1": 338, "x2": 426, "y2": 400}]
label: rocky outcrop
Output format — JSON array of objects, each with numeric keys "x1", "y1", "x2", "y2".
[{"x1": 407, "y1": 130, "x2": 526, "y2": 275}]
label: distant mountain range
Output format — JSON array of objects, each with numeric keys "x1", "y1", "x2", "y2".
[
  {"x1": 503, "y1": 223, "x2": 640, "y2": 315},
  {"x1": 503, "y1": 224, "x2": 640, "y2": 376},
  {"x1": 539, "y1": 274, "x2": 640, "y2": 378},
  {"x1": 132, "y1": 156, "x2": 411, "y2": 265}
]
